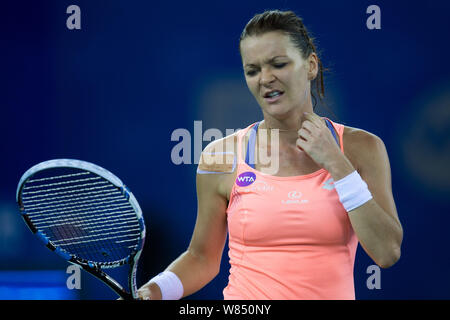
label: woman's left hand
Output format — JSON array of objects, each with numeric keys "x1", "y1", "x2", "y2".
[{"x1": 296, "y1": 112, "x2": 352, "y2": 178}]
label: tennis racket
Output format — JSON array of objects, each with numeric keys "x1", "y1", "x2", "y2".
[{"x1": 16, "y1": 159, "x2": 146, "y2": 300}]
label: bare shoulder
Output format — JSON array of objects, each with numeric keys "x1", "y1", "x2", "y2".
[
  {"x1": 343, "y1": 126, "x2": 388, "y2": 172},
  {"x1": 343, "y1": 125, "x2": 384, "y2": 147},
  {"x1": 342, "y1": 126, "x2": 397, "y2": 218},
  {"x1": 196, "y1": 130, "x2": 242, "y2": 200},
  {"x1": 197, "y1": 130, "x2": 240, "y2": 174}
]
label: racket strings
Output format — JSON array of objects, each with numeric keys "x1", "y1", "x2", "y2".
[
  {"x1": 23, "y1": 192, "x2": 124, "y2": 210},
  {"x1": 29, "y1": 202, "x2": 133, "y2": 223},
  {"x1": 22, "y1": 176, "x2": 102, "y2": 190},
  {"x1": 22, "y1": 184, "x2": 113, "y2": 201},
  {"x1": 27, "y1": 171, "x2": 90, "y2": 183},
  {"x1": 52, "y1": 227, "x2": 141, "y2": 246},
  {"x1": 22, "y1": 180, "x2": 110, "y2": 195},
  {"x1": 22, "y1": 189, "x2": 120, "y2": 205},
  {"x1": 21, "y1": 169, "x2": 142, "y2": 265}
]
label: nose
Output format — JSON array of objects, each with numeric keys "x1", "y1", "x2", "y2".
[{"x1": 259, "y1": 68, "x2": 276, "y2": 86}]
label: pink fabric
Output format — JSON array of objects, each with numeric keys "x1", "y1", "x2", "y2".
[{"x1": 223, "y1": 119, "x2": 358, "y2": 300}]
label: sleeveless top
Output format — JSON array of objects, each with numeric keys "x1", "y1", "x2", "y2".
[{"x1": 223, "y1": 118, "x2": 358, "y2": 300}]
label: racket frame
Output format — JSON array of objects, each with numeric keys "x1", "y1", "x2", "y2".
[{"x1": 16, "y1": 159, "x2": 146, "y2": 300}]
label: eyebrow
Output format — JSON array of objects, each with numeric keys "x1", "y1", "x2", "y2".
[{"x1": 244, "y1": 55, "x2": 288, "y2": 68}]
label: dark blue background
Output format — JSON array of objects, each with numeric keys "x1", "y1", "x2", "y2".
[{"x1": 1, "y1": 0, "x2": 449, "y2": 299}]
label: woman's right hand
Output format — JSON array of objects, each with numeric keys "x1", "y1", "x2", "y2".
[{"x1": 136, "y1": 282, "x2": 162, "y2": 300}]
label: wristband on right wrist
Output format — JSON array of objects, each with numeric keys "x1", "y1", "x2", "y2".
[{"x1": 149, "y1": 270, "x2": 184, "y2": 300}]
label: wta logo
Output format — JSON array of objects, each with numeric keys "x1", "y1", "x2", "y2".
[{"x1": 236, "y1": 172, "x2": 256, "y2": 187}]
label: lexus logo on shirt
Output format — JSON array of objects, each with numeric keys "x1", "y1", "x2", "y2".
[
  {"x1": 288, "y1": 191, "x2": 302, "y2": 199},
  {"x1": 282, "y1": 191, "x2": 308, "y2": 204}
]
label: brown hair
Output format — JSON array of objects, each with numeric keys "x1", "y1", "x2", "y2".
[{"x1": 239, "y1": 10, "x2": 329, "y2": 111}]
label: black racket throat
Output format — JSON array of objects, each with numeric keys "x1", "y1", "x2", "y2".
[{"x1": 76, "y1": 259, "x2": 135, "y2": 300}]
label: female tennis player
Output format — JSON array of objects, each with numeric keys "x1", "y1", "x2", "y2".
[{"x1": 137, "y1": 10, "x2": 403, "y2": 300}]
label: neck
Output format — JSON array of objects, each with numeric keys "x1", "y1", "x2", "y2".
[
  {"x1": 259, "y1": 108, "x2": 314, "y2": 145},
  {"x1": 261, "y1": 99, "x2": 314, "y2": 128}
]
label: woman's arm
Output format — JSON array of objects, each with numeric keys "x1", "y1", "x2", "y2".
[
  {"x1": 137, "y1": 142, "x2": 233, "y2": 299},
  {"x1": 335, "y1": 129, "x2": 403, "y2": 268},
  {"x1": 297, "y1": 113, "x2": 403, "y2": 269}
]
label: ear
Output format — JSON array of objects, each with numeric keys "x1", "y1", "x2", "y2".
[{"x1": 307, "y1": 52, "x2": 319, "y2": 81}]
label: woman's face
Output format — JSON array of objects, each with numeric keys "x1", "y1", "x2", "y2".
[{"x1": 240, "y1": 31, "x2": 317, "y2": 120}]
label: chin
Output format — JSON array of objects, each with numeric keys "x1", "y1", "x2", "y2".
[{"x1": 263, "y1": 103, "x2": 295, "y2": 119}]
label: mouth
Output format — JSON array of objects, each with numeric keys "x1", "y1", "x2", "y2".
[{"x1": 263, "y1": 90, "x2": 284, "y2": 103}]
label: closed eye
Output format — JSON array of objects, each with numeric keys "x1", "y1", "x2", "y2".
[
  {"x1": 273, "y1": 63, "x2": 287, "y2": 69},
  {"x1": 245, "y1": 62, "x2": 288, "y2": 77}
]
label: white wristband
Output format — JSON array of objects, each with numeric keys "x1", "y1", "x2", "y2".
[
  {"x1": 150, "y1": 271, "x2": 184, "y2": 300},
  {"x1": 334, "y1": 170, "x2": 373, "y2": 212}
]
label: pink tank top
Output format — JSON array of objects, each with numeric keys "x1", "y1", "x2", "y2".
[{"x1": 223, "y1": 119, "x2": 358, "y2": 300}]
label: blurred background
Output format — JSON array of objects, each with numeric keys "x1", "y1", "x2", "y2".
[{"x1": 1, "y1": 0, "x2": 449, "y2": 300}]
